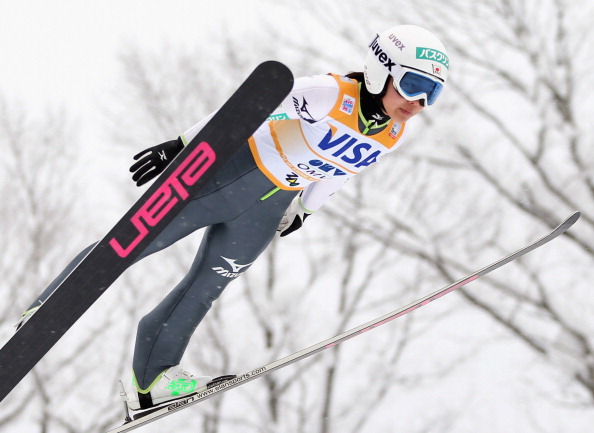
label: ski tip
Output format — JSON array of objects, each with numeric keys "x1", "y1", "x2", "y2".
[
  {"x1": 560, "y1": 211, "x2": 580, "y2": 232},
  {"x1": 255, "y1": 60, "x2": 294, "y2": 83},
  {"x1": 258, "y1": 59, "x2": 291, "y2": 71}
]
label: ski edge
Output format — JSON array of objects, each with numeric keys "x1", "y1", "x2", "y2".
[{"x1": 107, "y1": 211, "x2": 580, "y2": 433}]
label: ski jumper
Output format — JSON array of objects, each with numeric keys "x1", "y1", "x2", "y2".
[{"x1": 29, "y1": 74, "x2": 407, "y2": 390}]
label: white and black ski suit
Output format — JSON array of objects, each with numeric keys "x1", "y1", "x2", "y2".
[{"x1": 29, "y1": 73, "x2": 408, "y2": 390}]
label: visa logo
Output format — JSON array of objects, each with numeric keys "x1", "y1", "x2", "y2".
[{"x1": 317, "y1": 128, "x2": 381, "y2": 168}]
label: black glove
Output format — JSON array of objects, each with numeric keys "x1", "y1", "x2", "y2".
[
  {"x1": 130, "y1": 138, "x2": 184, "y2": 186},
  {"x1": 278, "y1": 195, "x2": 312, "y2": 237},
  {"x1": 279, "y1": 212, "x2": 310, "y2": 237}
]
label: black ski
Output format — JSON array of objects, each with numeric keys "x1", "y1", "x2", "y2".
[
  {"x1": 107, "y1": 212, "x2": 580, "y2": 433},
  {"x1": 0, "y1": 61, "x2": 294, "y2": 402}
]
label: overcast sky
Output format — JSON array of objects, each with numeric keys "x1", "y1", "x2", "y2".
[{"x1": 0, "y1": 1, "x2": 284, "y2": 112}]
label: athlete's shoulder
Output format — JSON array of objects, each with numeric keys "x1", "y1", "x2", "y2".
[
  {"x1": 282, "y1": 74, "x2": 341, "y2": 123},
  {"x1": 293, "y1": 74, "x2": 339, "y2": 91},
  {"x1": 293, "y1": 73, "x2": 359, "y2": 91},
  {"x1": 269, "y1": 74, "x2": 357, "y2": 123}
]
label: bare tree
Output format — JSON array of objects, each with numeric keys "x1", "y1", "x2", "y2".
[
  {"x1": 0, "y1": 95, "x2": 100, "y2": 430},
  {"x1": 288, "y1": 0, "x2": 594, "y2": 427},
  {"x1": 104, "y1": 26, "x2": 468, "y2": 433},
  {"x1": 419, "y1": 0, "x2": 594, "y2": 406},
  {"x1": 101, "y1": 2, "x2": 594, "y2": 431},
  {"x1": 0, "y1": 94, "x2": 82, "y2": 429},
  {"x1": 0, "y1": 89, "x2": 154, "y2": 431}
]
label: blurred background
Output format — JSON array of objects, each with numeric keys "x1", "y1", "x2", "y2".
[{"x1": 0, "y1": 1, "x2": 593, "y2": 432}]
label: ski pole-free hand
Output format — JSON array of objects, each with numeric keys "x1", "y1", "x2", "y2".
[
  {"x1": 278, "y1": 194, "x2": 312, "y2": 237},
  {"x1": 130, "y1": 138, "x2": 184, "y2": 186}
]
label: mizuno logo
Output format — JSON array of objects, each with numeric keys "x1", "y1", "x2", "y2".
[
  {"x1": 211, "y1": 256, "x2": 253, "y2": 278},
  {"x1": 293, "y1": 97, "x2": 315, "y2": 123}
]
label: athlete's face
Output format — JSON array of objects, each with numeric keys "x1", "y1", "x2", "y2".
[{"x1": 381, "y1": 77, "x2": 424, "y2": 123}]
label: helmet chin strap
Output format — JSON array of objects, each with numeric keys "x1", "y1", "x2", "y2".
[{"x1": 373, "y1": 77, "x2": 392, "y2": 118}]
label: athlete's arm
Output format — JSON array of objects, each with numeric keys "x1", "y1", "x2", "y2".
[
  {"x1": 182, "y1": 74, "x2": 340, "y2": 145},
  {"x1": 300, "y1": 176, "x2": 348, "y2": 212},
  {"x1": 267, "y1": 74, "x2": 339, "y2": 123},
  {"x1": 278, "y1": 176, "x2": 348, "y2": 237}
]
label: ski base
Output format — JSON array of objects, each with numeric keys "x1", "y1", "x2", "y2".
[{"x1": 107, "y1": 212, "x2": 580, "y2": 433}]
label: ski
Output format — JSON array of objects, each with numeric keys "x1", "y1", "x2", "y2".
[
  {"x1": 107, "y1": 212, "x2": 580, "y2": 432},
  {"x1": 0, "y1": 61, "x2": 294, "y2": 403}
]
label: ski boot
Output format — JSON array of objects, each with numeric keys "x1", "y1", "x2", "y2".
[{"x1": 124, "y1": 366, "x2": 213, "y2": 411}]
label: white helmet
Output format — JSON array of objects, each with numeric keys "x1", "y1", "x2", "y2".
[{"x1": 364, "y1": 25, "x2": 449, "y2": 105}]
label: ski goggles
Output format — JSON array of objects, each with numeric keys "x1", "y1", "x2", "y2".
[{"x1": 392, "y1": 64, "x2": 444, "y2": 106}]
